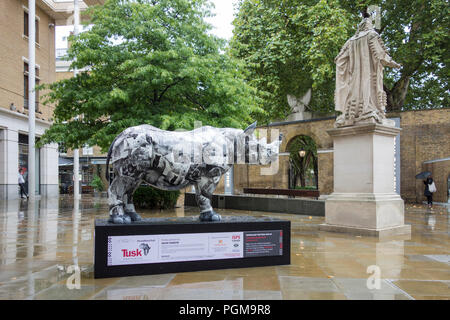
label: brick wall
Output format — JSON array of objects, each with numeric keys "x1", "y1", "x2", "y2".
[
  {"x1": 228, "y1": 109, "x2": 450, "y2": 204},
  {"x1": 318, "y1": 151, "x2": 334, "y2": 196},
  {"x1": 65, "y1": 145, "x2": 107, "y2": 157},
  {"x1": 392, "y1": 109, "x2": 450, "y2": 203},
  {"x1": 55, "y1": 70, "x2": 73, "y2": 81},
  {"x1": 423, "y1": 160, "x2": 450, "y2": 203}
]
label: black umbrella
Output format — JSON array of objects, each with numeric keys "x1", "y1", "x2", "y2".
[{"x1": 415, "y1": 171, "x2": 431, "y2": 179}]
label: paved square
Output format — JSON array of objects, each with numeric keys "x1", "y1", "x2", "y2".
[{"x1": 0, "y1": 196, "x2": 449, "y2": 300}]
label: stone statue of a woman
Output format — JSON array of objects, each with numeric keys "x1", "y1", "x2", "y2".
[{"x1": 334, "y1": 17, "x2": 401, "y2": 127}]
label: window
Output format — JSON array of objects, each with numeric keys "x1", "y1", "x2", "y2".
[
  {"x1": 24, "y1": 11, "x2": 27, "y2": 36},
  {"x1": 81, "y1": 166, "x2": 93, "y2": 185},
  {"x1": 24, "y1": 10, "x2": 39, "y2": 43},
  {"x1": 24, "y1": 62, "x2": 40, "y2": 111},
  {"x1": 36, "y1": 18, "x2": 39, "y2": 43}
]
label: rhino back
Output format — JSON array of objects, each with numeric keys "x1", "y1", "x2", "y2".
[{"x1": 111, "y1": 125, "x2": 242, "y2": 164}]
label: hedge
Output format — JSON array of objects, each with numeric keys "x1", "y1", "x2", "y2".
[{"x1": 133, "y1": 185, "x2": 180, "y2": 210}]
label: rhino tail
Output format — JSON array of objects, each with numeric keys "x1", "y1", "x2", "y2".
[{"x1": 105, "y1": 134, "x2": 120, "y2": 184}]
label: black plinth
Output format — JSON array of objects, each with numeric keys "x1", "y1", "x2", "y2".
[{"x1": 94, "y1": 216, "x2": 290, "y2": 278}]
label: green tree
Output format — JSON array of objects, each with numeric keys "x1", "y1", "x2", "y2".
[
  {"x1": 231, "y1": 0, "x2": 449, "y2": 120},
  {"x1": 38, "y1": 0, "x2": 264, "y2": 151}
]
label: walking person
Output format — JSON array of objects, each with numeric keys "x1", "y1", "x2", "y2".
[
  {"x1": 424, "y1": 176, "x2": 436, "y2": 208},
  {"x1": 18, "y1": 168, "x2": 28, "y2": 199}
]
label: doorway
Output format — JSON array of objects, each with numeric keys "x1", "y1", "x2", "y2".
[{"x1": 286, "y1": 135, "x2": 318, "y2": 190}]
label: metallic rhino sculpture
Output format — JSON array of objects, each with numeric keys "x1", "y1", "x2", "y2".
[{"x1": 105, "y1": 122, "x2": 282, "y2": 224}]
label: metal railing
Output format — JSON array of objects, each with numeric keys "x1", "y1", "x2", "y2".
[{"x1": 56, "y1": 48, "x2": 69, "y2": 60}]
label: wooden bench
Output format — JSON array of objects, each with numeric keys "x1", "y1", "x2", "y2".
[
  {"x1": 68, "y1": 185, "x2": 94, "y2": 194},
  {"x1": 243, "y1": 188, "x2": 320, "y2": 198}
]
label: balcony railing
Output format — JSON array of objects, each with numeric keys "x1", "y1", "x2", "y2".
[{"x1": 56, "y1": 48, "x2": 68, "y2": 60}]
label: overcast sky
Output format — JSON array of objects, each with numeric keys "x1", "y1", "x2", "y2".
[
  {"x1": 205, "y1": 0, "x2": 239, "y2": 40},
  {"x1": 56, "y1": 0, "x2": 239, "y2": 48}
]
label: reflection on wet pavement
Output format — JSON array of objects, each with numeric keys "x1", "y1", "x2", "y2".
[{"x1": 0, "y1": 196, "x2": 449, "y2": 300}]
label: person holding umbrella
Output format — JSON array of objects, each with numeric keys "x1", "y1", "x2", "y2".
[
  {"x1": 416, "y1": 171, "x2": 436, "y2": 209},
  {"x1": 424, "y1": 177, "x2": 437, "y2": 209}
]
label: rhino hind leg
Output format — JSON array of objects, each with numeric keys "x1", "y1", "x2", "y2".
[
  {"x1": 123, "y1": 182, "x2": 142, "y2": 222},
  {"x1": 199, "y1": 209, "x2": 221, "y2": 222},
  {"x1": 124, "y1": 180, "x2": 142, "y2": 222},
  {"x1": 124, "y1": 204, "x2": 142, "y2": 222}
]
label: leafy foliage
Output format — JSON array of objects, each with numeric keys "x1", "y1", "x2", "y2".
[
  {"x1": 38, "y1": 0, "x2": 264, "y2": 151},
  {"x1": 231, "y1": 0, "x2": 353, "y2": 119},
  {"x1": 133, "y1": 185, "x2": 180, "y2": 209},
  {"x1": 231, "y1": 0, "x2": 449, "y2": 117},
  {"x1": 376, "y1": 0, "x2": 450, "y2": 110},
  {"x1": 89, "y1": 175, "x2": 105, "y2": 192}
]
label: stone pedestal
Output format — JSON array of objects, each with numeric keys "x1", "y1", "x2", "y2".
[
  {"x1": 95, "y1": 216, "x2": 290, "y2": 278},
  {"x1": 319, "y1": 123, "x2": 411, "y2": 237}
]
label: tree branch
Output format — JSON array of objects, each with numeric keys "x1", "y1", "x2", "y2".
[
  {"x1": 153, "y1": 89, "x2": 158, "y2": 104},
  {"x1": 157, "y1": 77, "x2": 187, "y2": 102},
  {"x1": 184, "y1": 93, "x2": 207, "y2": 110}
]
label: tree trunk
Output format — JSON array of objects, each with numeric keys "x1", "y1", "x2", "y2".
[
  {"x1": 299, "y1": 172, "x2": 305, "y2": 187},
  {"x1": 385, "y1": 76, "x2": 410, "y2": 112},
  {"x1": 313, "y1": 156, "x2": 318, "y2": 189}
]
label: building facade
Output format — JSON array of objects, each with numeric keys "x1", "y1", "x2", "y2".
[
  {"x1": 59, "y1": 145, "x2": 109, "y2": 195},
  {"x1": 0, "y1": 0, "x2": 95, "y2": 200}
]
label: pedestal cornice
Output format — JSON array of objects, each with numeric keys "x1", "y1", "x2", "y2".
[{"x1": 327, "y1": 123, "x2": 401, "y2": 138}]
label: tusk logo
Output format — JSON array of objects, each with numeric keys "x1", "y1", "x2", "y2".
[{"x1": 139, "y1": 243, "x2": 151, "y2": 256}]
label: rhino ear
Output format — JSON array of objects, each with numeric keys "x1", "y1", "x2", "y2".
[{"x1": 244, "y1": 121, "x2": 257, "y2": 135}]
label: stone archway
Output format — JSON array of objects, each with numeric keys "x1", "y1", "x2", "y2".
[{"x1": 285, "y1": 135, "x2": 318, "y2": 190}]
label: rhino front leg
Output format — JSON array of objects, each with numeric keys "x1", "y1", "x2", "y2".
[{"x1": 195, "y1": 177, "x2": 221, "y2": 222}]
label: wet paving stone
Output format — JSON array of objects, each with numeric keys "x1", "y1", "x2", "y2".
[{"x1": 0, "y1": 196, "x2": 449, "y2": 300}]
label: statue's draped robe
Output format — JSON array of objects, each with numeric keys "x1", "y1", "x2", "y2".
[{"x1": 335, "y1": 29, "x2": 398, "y2": 125}]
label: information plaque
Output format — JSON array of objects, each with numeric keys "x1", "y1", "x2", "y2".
[{"x1": 95, "y1": 216, "x2": 290, "y2": 278}]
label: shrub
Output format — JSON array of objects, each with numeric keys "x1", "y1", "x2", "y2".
[
  {"x1": 133, "y1": 185, "x2": 180, "y2": 210},
  {"x1": 90, "y1": 175, "x2": 105, "y2": 192}
]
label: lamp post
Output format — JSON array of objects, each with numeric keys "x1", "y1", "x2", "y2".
[
  {"x1": 28, "y1": 0, "x2": 36, "y2": 200},
  {"x1": 73, "y1": 0, "x2": 80, "y2": 200},
  {"x1": 297, "y1": 150, "x2": 306, "y2": 188},
  {"x1": 298, "y1": 150, "x2": 306, "y2": 158}
]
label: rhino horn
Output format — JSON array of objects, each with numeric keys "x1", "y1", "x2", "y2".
[{"x1": 244, "y1": 121, "x2": 257, "y2": 135}]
